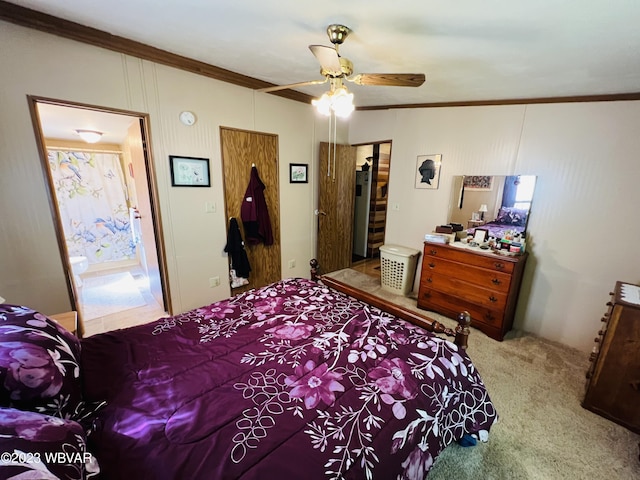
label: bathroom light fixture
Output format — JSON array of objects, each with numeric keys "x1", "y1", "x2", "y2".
[
  {"x1": 75, "y1": 129, "x2": 103, "y2": 143},
  {"x1": 479, "y1": 204, "x2": 488, "y2": 220},
  {"x1": 312, "y1": 85, "x2": 355, "y2": 118}
]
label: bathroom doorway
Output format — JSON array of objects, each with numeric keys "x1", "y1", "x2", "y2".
[{"x1": 29, "y1": 97, "x2": 170, "y2": 336}]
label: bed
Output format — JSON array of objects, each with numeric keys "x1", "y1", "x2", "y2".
[
  {"x1": 0, "y1": 276, "x2": 497, "y2": 479},
  {"x1": 467, "y1": 206, "x2": 529, "y2": 239}
]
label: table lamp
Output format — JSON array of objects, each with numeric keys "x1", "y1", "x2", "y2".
[{"x1": 479, "y1": 204, "x2": 488, "y2": 220}]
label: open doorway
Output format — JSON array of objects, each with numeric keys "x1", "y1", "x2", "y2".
[
  {"x1": 29, "y1": 97, "x2": 170, "y2": 336},
  {"x1": 351, "y1": 142, "x2": 392, "y2": 278}
]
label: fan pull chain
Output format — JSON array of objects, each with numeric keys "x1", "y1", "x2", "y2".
[
  {"x1": 332, "y1": 113, "x2": 337, "y2": 181},
  {"x1": 326, "y1": 113, "x2": 332, "y2": 177}
]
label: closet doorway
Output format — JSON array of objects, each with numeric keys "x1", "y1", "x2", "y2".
[
  {"x1": 316, "y1": 140, "x2": 392, "y2": 277},
  {"x1": 29, "y1": 97, "x2": 170, "y2": 336}
]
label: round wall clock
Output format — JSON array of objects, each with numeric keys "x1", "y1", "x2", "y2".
[{"x1": 179, "y1": 111, "x2": 196, "y2": 126}]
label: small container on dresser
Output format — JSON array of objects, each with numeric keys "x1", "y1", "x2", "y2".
[
  {"x1": 583, "y1": 281, "x2": 640, "y2": 434},
  {"x1": 417, "y1": 242, "x2": 528, "y2": 341}
]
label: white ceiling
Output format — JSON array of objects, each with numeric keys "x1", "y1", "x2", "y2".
[
  {"x1": 37, "y1": 103, "x2": 137, "y2": 144},
  {"x1": 10, "y1": 0, "x2": 640, "y2": 109}
]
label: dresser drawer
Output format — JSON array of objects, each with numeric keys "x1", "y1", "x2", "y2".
[
  {"x1": 417, "y1": 288, "x2": 505, "y2": 330},
  {"x1": 420, "y1": 272, "x2": 507, "y2": 310},
  {"x1": 421, "y1": 256, "x2": 512, "y2": 293},
  {"x1": 582, "y1": 288, "x2": 640, "y2": 434},
  {"x1": 424, "y1": 244, "x2": 516, "y2": 274}
]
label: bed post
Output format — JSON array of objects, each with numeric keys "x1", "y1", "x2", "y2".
[
  {"x1": 310, "y1": 258, "x2": 319, "y2": 281},
  {"x1": 455, "y1": 311, "x2": 471, "y2": 350}
]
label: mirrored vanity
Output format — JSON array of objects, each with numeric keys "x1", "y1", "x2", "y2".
[
  {"x1": 448, "y1": 175, "x2": 536, "y2": 242},
  {"x1": 417, "y1": 175, "x2": 537, "y2": 341}
]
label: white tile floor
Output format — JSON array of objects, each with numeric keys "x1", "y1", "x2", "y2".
[{"x1": 79, "y1": 266, "x2": 166, "y2": 337}]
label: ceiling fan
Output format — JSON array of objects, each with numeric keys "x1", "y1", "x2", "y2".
[{"x1": 258, "y1": 24, "x2": 426, "y2": 98}]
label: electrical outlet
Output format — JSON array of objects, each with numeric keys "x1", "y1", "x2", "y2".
[
  {"x1": 393, "y1": 203, "x2": 400, "y2": 211},
  {"x1": 209, "y1": 276, "x2": 220, "y2": 287},
  {"x1": 288, "y1": 259, "x2": 296, "y2": 269},
  {"x1": 205, "y1": 202, "x2": 216, "y2": 213}
]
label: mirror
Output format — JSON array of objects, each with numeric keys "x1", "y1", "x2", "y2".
[{"x1": 448, "y1": 175, "x2": 537, "y2": 239}]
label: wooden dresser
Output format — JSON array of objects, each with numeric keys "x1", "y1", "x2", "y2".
[
  {"x1": 417, "y1": 242, "x2": 528, "y2": 341},
  {"x1": 583, "y1": 281, "x2": 640, "y2": 434}
]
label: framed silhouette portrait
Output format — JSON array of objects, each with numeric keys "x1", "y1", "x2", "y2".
[{"x1": 415, "y1": 154, "x2": 442, "y2": 189}]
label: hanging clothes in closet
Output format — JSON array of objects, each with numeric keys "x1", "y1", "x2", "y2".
[
  {"x1": 224, "y1": 217, "x2": 251, "y2": 288},
  {"x1": 241, "y1": 165, "x2": 273, "y2": 245}
]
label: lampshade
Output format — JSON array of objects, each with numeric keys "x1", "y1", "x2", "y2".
[
  {"x1": 0, "y1": 295, "x2": 5, "y2": 303},
  {"x1": 75, "y1": 129, "x2": 103, "y2": 143},
  {"x1": 479, "y1": 204, "x2": 488, "y2": 212}
]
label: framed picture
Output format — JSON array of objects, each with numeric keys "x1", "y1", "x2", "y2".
[
  {"x1": 169, "y1": 156, "x2": 210, "y2": 187},
  {"x1": 473, "y1": 228, "x2": 489, "y2": 243},
  {"x1": 289, "y1": 163, "x2": 308, "y2": 183},
  {"x1": 463, "y1": 175, "x2": 493, "y2": 191},
  {"x1": 415, "y1": 154, "x2": 442, "y2": 189}
]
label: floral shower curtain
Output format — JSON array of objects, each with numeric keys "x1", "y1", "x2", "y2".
[{"x1": 48, "y1": 149, "x2": 135, "y2": 265}]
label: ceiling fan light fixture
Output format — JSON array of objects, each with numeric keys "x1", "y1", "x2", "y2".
[
  {"x1": 312, "y1": 86, "x2": 354, "y2": 118},
  {"x1": 75, "y1": 129, "x2": 103, "y2": 143},
  {"x1": 312, "y1": 92, "x2": 333, "y2": 116},
  {"x1": 331, "y1": 87, "x2": 354, "y2": 118}
]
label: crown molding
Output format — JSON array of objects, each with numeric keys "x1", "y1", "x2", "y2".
[
  {"x1": 2, "y1": 1, "x2": 639, "y2": 111},
  {"x1": 0, "y1": 1, "x2": 313, "y2": 104}
]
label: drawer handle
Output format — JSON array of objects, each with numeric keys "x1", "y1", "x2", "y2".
[
  {"x1": 494, "y1": 262, "x2": 505, "y2": 270},
  {"x1": 423, "y1": 292, "x2": 431, "y2": 299},
  {"x1": 484, "y1": 313, "x2": 495, "y2": 323},
  {"x1": 489, "y1": 295, "x2": 498, "y2": 303},
  {"x1": 428, "y1": 262, "x2": 436, "y2": 268},
  {"x1": 491, "y1": 278, "x2": 502, "y2": 285},
  {"x1": 631, "y1": 380, "x2": 640, "y2": 392},
  {"x1": 430, "y1": 249, "x2": 438, "y2": 255},
  {"x1": 426, "y1": 277, "x2": 432, "y2": 283}
]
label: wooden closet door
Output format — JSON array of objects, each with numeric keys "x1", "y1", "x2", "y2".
[{"x1": 220, "y1": 127, "x2": 281, "y2": 293}]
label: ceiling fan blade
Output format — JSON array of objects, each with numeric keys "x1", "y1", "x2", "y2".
[
  {"x1": 257, "y1": 78, "x2": 328, "y2": 93},
  {"x1": 309, "y1": 45, "x2": 342, "y2": 76},
  {"x1": 349, "y1": 73, "x2": 426, "y2": 87}
]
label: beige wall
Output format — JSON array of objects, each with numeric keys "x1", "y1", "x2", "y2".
[
  {"x1": 5, "y1": 20, "x2": 638, "y2": 353},
  {"x1": 349, "y1": 103, "x2": 640, "y2": 352},
  {"x1": 0, "y1": 21, "x2": 333, "y2": 316}
]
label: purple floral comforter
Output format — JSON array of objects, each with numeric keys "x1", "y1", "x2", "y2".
[{"x1": 81, "y1": 278, "x2": 497, "y2": 479}]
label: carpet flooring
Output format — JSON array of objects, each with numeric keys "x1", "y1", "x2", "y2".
[
  {"x1": 80, "y1": 271, "x2": 146, "y2": 320},
  {"x1": 324, "y1": 268, "x2": 640, "y2": 480}
]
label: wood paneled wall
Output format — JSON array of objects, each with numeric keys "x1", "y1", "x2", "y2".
[
  {"x1": 367, "y1": 146, "x2": 390, "y2": 257},
  {"x1": 220, "y1": 127, "x2": 281, "y2": 293}
]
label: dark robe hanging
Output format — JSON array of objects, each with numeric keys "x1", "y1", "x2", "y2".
[
  {"x1": 224, "y1": 217, "x2": 251, "y2": 279},
  {"x1": 240, "y1": 166, "x2": 273, "y2": 245}
]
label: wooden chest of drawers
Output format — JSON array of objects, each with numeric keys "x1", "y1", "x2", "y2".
[
  {"x1": 417, "y1": 242, "x2": 528, "y2": 341},
  {"x1": 583, "y1": 282, "x2": 640, "y2": 433}
]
